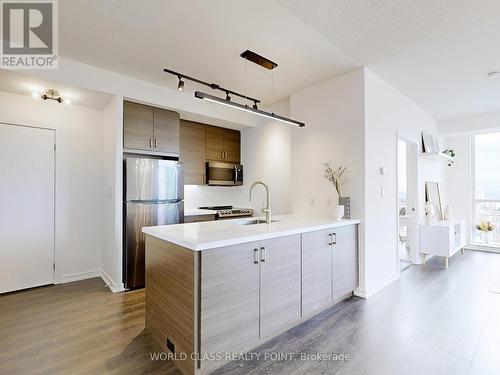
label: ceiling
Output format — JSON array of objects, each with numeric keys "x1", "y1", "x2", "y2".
[
  {"x1": 0, "y1": 70, "x2": 113, "y2": 109},
  {"x1": 278, "y1": 0, "x2": 500, "y2": 120},
  {"x1": 56, "y1": 0, "x2": 500, "y2": 121},
  {"x1": 58, "y1": 0, "x2": 357, "y2": 110}
]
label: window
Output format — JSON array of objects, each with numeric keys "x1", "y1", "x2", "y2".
[{"x1": 473, "y1": 132, "x2": 500, "y2": 245}]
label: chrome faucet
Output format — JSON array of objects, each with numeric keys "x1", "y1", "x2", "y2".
[{"x1": 249, "y1": 181, "x2": 271, "y2": 224}]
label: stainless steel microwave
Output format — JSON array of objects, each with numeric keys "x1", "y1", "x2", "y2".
[{"x1": 206, "y1": 162, "x2": 243, "y2": 186}]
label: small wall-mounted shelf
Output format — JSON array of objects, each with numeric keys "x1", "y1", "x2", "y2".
[{"x1": 419, "y1": 152, "x2": 453, "y2": 162}]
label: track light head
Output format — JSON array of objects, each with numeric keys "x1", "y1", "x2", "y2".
[
  {"x1": 253, "y1": 101, "x2": 258, "y2": 110},
  {"x1": 177, "y1": 77, "x2": 184, "y2": 91},
  {"x1": 225, "y1": 92, "x2": 231, "y2": 101}
]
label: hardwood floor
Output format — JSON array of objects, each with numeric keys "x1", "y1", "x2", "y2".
[
  {"x1": 2, "y1": 250, "x2": 500, "y2": 375},
  {"x1": 0, "y1": 278, "x2": 177, "y2": 375}
]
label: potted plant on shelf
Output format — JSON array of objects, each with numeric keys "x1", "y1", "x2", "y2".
[
  {"x1": 476, "y1": 219, "x2": 495, "y2": 244},
  {"x1": 323, "y1": 163, "x2": 350, "y2": 220},
  {"x1": 442, "y1": 148, "x2": 456, "y2": 166}
]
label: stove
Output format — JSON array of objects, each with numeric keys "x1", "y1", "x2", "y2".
[{"x1": 198, "y1": 205, "x2": 253, "y2": 219}]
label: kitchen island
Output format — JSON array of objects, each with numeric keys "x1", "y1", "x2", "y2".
[{"x1": 143, "y1": 215, "x2": 360, "y2": 375}]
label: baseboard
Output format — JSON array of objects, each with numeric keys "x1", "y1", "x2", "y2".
[
  {"x1": 59, "y1": 270, "x2": 101, "y2": 284},
  {"x1": 100, "y1": 270, "x2": 125, "y2": 293},
  {"x1": 354, "y1": 272, "x2": 400, "y2": 299},
  {"x1": 466, "y1": 244, "x2": 500, "y2": 254}
]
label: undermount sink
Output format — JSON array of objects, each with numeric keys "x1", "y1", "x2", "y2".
[{"x1": 236, "y1": 218, "x2": 280, "y2": 225}]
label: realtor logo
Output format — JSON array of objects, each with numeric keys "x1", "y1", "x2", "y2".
[{"x1": 1, "y1": 0, "x2": 58, "y2": 69}]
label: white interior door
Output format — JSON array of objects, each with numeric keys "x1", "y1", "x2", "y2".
[{"x1": 0, "y1": 123, "x2": 55, "y2": 293}]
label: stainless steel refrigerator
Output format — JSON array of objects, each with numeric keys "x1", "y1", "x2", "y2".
[{"x1": 124, "y1": 157, "x2": 184, "y2": 289}]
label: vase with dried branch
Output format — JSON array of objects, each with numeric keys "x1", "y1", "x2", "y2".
[{"x1": 323, "y1": 163, "x2": 351, "y2": 219}]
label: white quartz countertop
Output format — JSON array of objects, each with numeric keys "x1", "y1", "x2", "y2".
[
  {"x1": 184, "y1": 208, "x2": 218, "y2": 217},
  {"x1": 143, "y1": 214, "x2": 361, "y2": 251}
]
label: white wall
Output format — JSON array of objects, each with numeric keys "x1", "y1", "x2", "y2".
[
  {"x1": 0, "y1": 91, "x2": 105, "y2": 283},
  {"x1": 363, "y1": 69, "x2": 445, "y2": 296},
  {"x1": 184, "y1": 100, "x2": 293, "y2": 215},
  {"x1": 289, "y1": 69, "x2": 366, "y2": 219},
  {"x1": 101, "y1": 96, "x2": 124, "y2": 292}
]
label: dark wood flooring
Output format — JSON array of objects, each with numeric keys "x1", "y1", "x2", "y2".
[{"x1": 1, "y1": 250, "x2": 500, "y2": 375}]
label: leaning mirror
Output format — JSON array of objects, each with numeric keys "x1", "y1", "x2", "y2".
[{"x1": 425, "y1": 182, "x2": 443, "y2": 221}]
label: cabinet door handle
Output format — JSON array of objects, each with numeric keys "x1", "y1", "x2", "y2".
[
  {"x1": 328, "y1": 234, "x2": 333, "y2": 246},
  {"x1": 331, "y1": 233, "x2": 337, "y2": 245},
  {"x1": 221, "y1": 151, "x2": 224, "y2": 159},
  {"x1": 260, "y1": 247, "x2": 266, "y2": 263},
  {"x1": 149, "y1": 138, "x2": 153, "y2": 148},
  {"x1": 154, "y1": 138, "x2": 158, "y2": 148},
  {"x1": 254, "y1": 248, "x2": 259, "y2": 264},
  {"x1": 225, "y1": 151, "x2": 228, "y2": 159}
]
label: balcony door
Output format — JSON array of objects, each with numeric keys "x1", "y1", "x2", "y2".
[{"x1": 473, "y1": 133, "x2": 500, "y2": 246}]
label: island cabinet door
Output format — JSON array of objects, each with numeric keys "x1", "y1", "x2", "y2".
[
  {"x1": 333, "y1": 224, "x2": 358, "y2": 299},
  {"x1": 259, "y1": 235, "x2": 301, "y2": 339},
  {"x1": 302, "y1": 229, "x2": 333, "y2": 317},
  {"x1": 200, "y1": 241, "x2": 260, "y2": 374}
]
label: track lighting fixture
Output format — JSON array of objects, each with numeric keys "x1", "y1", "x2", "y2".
[
  {"x1": 177, "y1": 76, "x2": 184, "y2": 91},
  {"x1": 163, "y1": 65, "x2": 305, "y2": 127}
]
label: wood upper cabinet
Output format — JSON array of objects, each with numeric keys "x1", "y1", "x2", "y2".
[
  {"x1": 123, "y1": 101, "x2": 180, "y2": 154},
  {"x1": 333, "y1": 224, "x2": 358, "y2": 299},
  {"x1": 302, "y1": 229, "x2": 333, "y2": 316},
  {"x1": 222, "y1": 129, "x2": 241, "y2": 162},
  {"x1": 259, "y1": 235, "x2": 301, "y2": 339},
  {"x1": 153, "y1": 107, "x2": 179, "y2": 154},
  {"x1": 200, "y1": 242, "x2": 260, "y2": 374},
  {"x1": 179, "y1": 120, "x2": 206, "y2": 185},
  {"x1": 123, "y1": 101, "x2": 154, "y2": 150},
  {"x1": 205, "y1": 126, "x2": 224, "y2": 161},
  {"x1": 205, "y1": 126, "x2": 241, "y2": 163}
]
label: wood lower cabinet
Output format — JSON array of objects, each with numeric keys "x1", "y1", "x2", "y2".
[
  {"x1": 200, "y1": 235, "x2": 301, "y2": 367},
  {"x1": 153, "y1": 107, "x2": 180, "y2": 154},
  {"x1": 123, "y1": 101, "x2": 154, "y2": 150},
  {"x1": 302, "y1": 229, "x2": 333, "y2": 316},
  {"x1": 302, "y1": 226, "x2": 358, "y2": 314},
  {"x1": 200, "y1": 242, "x2": 260, "y2": 374},
  {"x1": 259, "y1": 235, "x2": 301, "y2": 339},
  {"x1": 145, "y1": 224, "x2": 358, "y2": 375},
  {"x1": 180, "y1": 120, "x2": 206, "y2": 185},
  {"x1": 184, "y1": 214, "x2": 216, "y2": 223},
  {"x1": 333, "y1": 224, "x2": 358, "y2": 299}
]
